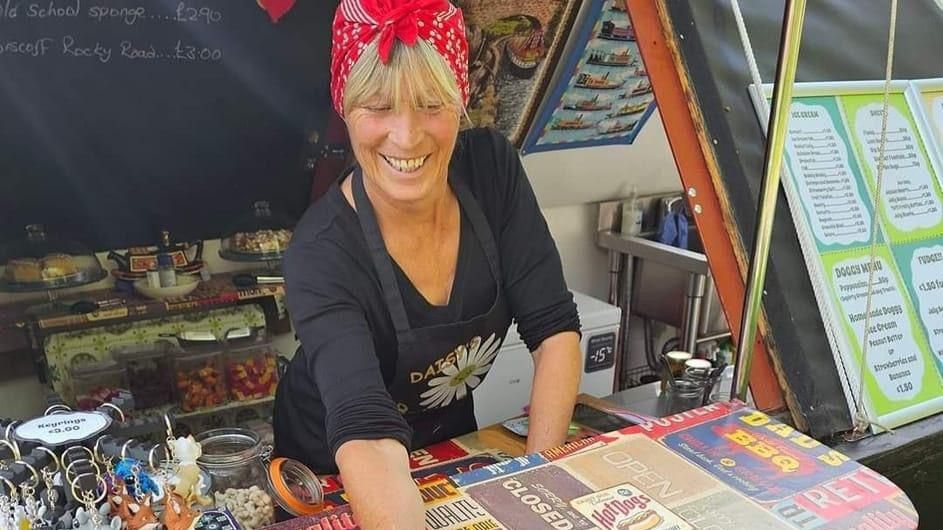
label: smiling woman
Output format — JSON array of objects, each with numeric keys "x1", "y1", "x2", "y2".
[
  {"x1": 343, "y1": 40, "x2": 462, "y2": 205},
  {"x1": 272, "y1": 2, "x2": 582, "y2": 529},
  {"x1": 336, "y1": 5, "x2": 469, "y2": 205}
]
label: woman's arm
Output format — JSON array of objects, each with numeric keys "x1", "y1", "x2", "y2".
[
  {"x1": 525, "y1": 331, "x2": 582, "y2": 453},
  {"x1": 471, "y1": 129, "x2": 581, "y2": 452},
  {"x1": 335, "y1": 439, "x2": 425, "y2": 530},
  {"x1": 282, "y1": 236, "x2": 416, "y2": 522}
]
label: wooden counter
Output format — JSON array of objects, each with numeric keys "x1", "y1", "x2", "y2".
[{"x1": 275, "y1": 397, "x2": 920, "y2": 530}]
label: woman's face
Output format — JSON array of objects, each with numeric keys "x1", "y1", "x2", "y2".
[{"x1": 346, "y1": 99, "x2": 460, "y2": 207}]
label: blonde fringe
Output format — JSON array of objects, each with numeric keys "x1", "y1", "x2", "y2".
[{"x1": 343, "y1": 39, "x2": 465, "y2": 117}]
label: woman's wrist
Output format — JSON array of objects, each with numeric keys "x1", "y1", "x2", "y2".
[{"x1": 336, "y1": 438, "x2": 425, "y2": 530}]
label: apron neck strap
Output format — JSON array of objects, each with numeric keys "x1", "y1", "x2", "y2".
[
  {"x1": 351, "y1": 167, "x2": 502, "y2": 336},
  {"x1": 352, "y1": 168, "x2": 413, "y2": 335}
]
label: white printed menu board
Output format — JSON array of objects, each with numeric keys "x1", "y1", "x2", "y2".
[
  {"x1": 912, "y1": 78, "x2": 943, "y2": 166},
  {"x1": 750, "y1": 80, "x2": 943, "y2": 431}
]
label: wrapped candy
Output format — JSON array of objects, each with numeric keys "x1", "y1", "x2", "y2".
[
  {"x1": 112, "y1": 343, "x2": 174, "y2": 409},
  {"x1": 225, "y1": 343, "x2": 279, "y2": 402},
  {"x1": 71, "y1": 360, "x2": 129, "y2": 411},
  {"x1": 172, "y1": 347, "x2": 228, "y2": 412}
]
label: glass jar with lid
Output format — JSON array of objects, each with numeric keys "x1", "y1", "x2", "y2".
[
  {"x1": 70, "y1": 359, "x2": 130, "y2": 410},
  {"x1": 172, "y1": 345, "x2": 228, "y2": 412},
  {"x1": 196, "y1": 428, "x2": 324, "y2": 530},
  {"x1": 682, "y1": 358, "x2": 713, "y2": 382},
  {"x1": 664, "y1": 378, "x2": 708, "y2": 414},
  {"x1": 112, "y1": 342, "x2": 175, "y2": 409}
]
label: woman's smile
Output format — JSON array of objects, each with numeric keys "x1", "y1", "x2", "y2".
[{"x1": 381, "y1": 153, "x2": 431, "y2": 174}]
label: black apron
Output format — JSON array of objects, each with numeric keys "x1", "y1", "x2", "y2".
[{"x1": 352, "y1": 168, "x2": 511, "y2": 449}]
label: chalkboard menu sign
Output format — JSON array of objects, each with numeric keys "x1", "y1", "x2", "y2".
[{"x1": 0, "y1": 0, "x2": 335, "y2": 251}]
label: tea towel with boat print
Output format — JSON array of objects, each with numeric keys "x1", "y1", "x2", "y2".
[{"x1": 522, "y1": 0, "x2": 656, "y2": 154}]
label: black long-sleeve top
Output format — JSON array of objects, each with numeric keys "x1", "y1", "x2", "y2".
[{"x1": 273, "y1": 127, "x2": 579, "y2": 473}]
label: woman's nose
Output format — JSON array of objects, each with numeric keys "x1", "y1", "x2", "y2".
[{"x1": 388, "y1": 109, "x2": 423, "y2": 148}]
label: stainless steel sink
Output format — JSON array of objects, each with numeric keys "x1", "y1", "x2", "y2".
[
  {"x1": 598, "y1": 228, "x2": 709, "y2": 276},
  {"x1": 596, "y1": 195, "x2": 732, "y2": 389},
  {"x1": 597, "y1": 219, "x2": 729, "y2": 356}
]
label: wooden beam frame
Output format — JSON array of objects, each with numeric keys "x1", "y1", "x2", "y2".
[{"x1": 624, "y1": 0, "x2": 788, "y2": 413}]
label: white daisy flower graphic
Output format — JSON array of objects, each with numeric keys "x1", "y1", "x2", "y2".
[{"x1": 419, "y1": 333, "x2": 502, "y2": 409}]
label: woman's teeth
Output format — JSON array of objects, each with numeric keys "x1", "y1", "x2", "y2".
[{"x1": 383, "y1": 155, "x2": 428, "y2": 173}]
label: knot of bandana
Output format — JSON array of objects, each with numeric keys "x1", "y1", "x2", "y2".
[{"x1": 330, "y1": 0, "x2": 470, "y2": 117}]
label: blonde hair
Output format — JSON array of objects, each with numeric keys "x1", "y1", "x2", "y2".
[{"x1": 343, "y1": 38, "x2": 464, "y2": 116}]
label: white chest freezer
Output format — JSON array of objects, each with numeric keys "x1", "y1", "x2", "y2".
[{"x1": 473, "y1": 291, "x2": 621, "y2": 427}]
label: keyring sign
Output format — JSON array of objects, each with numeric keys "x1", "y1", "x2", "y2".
[{"x1": 13, "y1": 411, "x2": 112, "y2": 446}]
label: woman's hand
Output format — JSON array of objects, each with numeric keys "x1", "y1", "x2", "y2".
[
  {"x1": 526, "y1": 331, "x2": 582, "y2": 454},
  {"x1": 335, "y1": 438, "x2": 425, "y2": 530}
]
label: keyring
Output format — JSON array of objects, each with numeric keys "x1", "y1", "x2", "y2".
[
  {"x1": 65, "y1": 458, "x2": 100, "y2": 484},
  {"x1": 43, "y1": 404, "x2": 71, "y2": 416},
  {"x1": 3, "y1": 421, "x2": 19, "y2": 442},
  {"x1": 163, "y1": 414, "x2": 174, "y2": 439},
  {"x1": 35, "y1": 446, "x2": 60, "y2": 474},
  {"x1": 99, "y1": 403, "x2": 125, "y2": 423},
  {"x1": 0, "y1": 439, "x2": 20, "y2": 460},
  {"x1": 93, "y1": 435, "x2": 114, "y2": 464},
  {"x1": 147, "y1": 444, "x2": 164, "y2": 472},
  {"x1": 62, "y1": 446, "x2": 94, "y2": 467},
  {"x1": 69, "y1": 472, "x2": 107, "y2": 506},
  {"x1": 14, "y1": 460, "x2": 40, "y2": 488},
  {"x1": 121, "y1": 439, "x2": 135, "y2": 460},
  {"x1": 1, "y1": 478, "x2": 17, "y2": 501}
]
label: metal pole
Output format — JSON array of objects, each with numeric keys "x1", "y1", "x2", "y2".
[
  {"x1": 681, "y1": 273, "x2": 707, "y2": 355},
  {"x1": 696, "y1": 331, "x2": 733, "y2": 346},
  {"x1": 732, "y1": 0, "x2": 807, "y2": 402},
  {"x1": 608, "y1": 250, "x2": 621, "y2": 306},
  {"x1": 617, "y1": 254, "x2": 637, "y2": 391}
]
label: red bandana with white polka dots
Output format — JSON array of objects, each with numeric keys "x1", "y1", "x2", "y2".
[{"x1": 330, "y1": 0, "x2": 470, "y2": 117}]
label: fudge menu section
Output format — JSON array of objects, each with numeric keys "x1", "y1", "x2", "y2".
[{"x1": 780, "y1": 86, "x2": 943, "y2": 430}]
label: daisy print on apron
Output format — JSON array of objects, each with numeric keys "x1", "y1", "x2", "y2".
[{"x1": 420, "y1": 333, "x2": 503, "y2": 410}]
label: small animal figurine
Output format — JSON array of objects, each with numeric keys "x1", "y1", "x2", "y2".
[
  {"x1": 161, "y1": 491, "x2": 199, "y2": 530},
  {"x1": 168, "y1": 437, "x2": 211, "y2": 507},
  {"x1": 109, "y1": 487, "x2": 159, "y2": 530},
  {"x1": 12, "y1": 503, "x2": 32, "y2": 530},
  {"x1": 112, "y1": 460, "x2": 161, "y2": 501},
  {"x1": 14, "y1": 493, "x2": 49, "y2": 530}
]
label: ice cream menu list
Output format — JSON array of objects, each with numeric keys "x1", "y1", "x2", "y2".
[{"x1": 776, "y1": 84, "x2": 943, "y2": 430}]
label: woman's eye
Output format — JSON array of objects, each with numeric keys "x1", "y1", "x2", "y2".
[
  {"x1": 364, "y1": 105, "x2": 391, "y2": 112},
  {"x1": 421, "y1": 103, "x2": 444, "y2": 112}
]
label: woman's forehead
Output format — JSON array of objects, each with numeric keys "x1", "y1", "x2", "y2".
[{"x1": 358, "y1": 80, "x2": 449, "y2": 106}]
